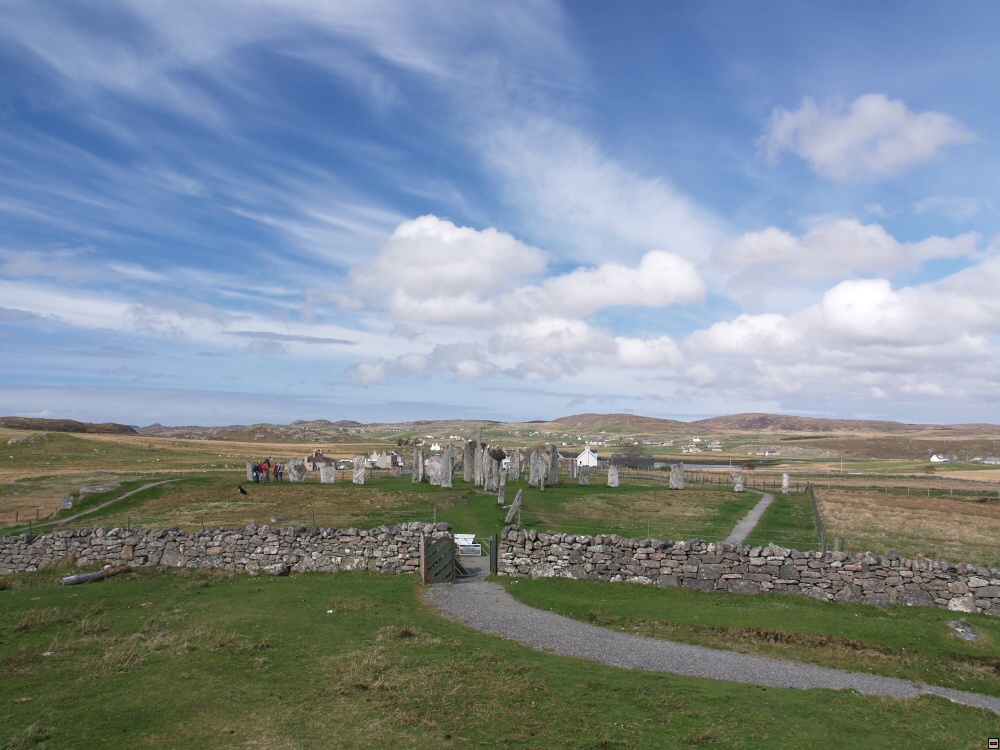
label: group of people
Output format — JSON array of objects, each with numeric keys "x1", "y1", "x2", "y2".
[{"x1": 251, "y1": 458, "x2": 284, "y2": 483}]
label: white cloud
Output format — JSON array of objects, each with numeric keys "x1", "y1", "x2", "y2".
[
  {"x1": 714, "y1": 218, "x2": 978, "y2": 291},
  {"x1": 761, "y1": 94, "x2": 976, "y2": 182},
  {"x1": 352, "y1": 215, "x2": 549, "y2": 300},
  {"x1": 914, "y1": 195, "x2": 991, "y2": 221},
  {"x1": 352, "y1": 215, "x2": 706, "y2": 327},
  {"x1": 680, "y1": 252, "x2": 1000, "y2": 407}
]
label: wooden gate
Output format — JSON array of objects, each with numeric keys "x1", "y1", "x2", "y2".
[{"x1": 421, "y1": 533, "x2": 456, "y2": 584}]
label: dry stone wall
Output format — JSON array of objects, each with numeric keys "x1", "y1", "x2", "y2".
[
  {"x1": 1, "y1": 522, "x2": 453, "y2": 577},
  {"x1": 498, "y1": 526, "x2": 1000, "y2": 617}
]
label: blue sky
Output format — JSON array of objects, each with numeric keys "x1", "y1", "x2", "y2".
[{"x1": 1, "y1": 1, "x2": 999, "y2": 426}]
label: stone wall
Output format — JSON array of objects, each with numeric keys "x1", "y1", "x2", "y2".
[
  {"x1": 498, "y1": 526, "x2": 1000, "y2": 616},
  {"x1": 0, "y1": 522, "x2": 453, "y2": 576}
]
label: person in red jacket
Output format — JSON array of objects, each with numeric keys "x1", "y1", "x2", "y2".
[{"x1": 261, "y1": 458, "x2": 270, "y2": 482}]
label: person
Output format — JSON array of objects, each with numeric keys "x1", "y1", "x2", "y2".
[
  {"x1": 261, "y1": 458, "x2": 270, "y2": 482},
  {"x1": 252, "y1": 462, "x2": 261, "y2": 483},
  {"x1": 275, "y1": 462, "x2": 284, "y2": 483}
]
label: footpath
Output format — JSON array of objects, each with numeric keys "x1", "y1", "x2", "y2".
[{"x1": 425, "y1": 578, "x2": 1000, "y2": 716}]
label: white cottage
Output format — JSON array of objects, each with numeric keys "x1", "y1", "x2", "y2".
[{"x1": 576, "y1": 445, "x2": 599, "y2": 467}]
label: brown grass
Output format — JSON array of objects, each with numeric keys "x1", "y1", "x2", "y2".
[{"x1": 816, "y1": 488, "x2": 1000, "y2": 565}]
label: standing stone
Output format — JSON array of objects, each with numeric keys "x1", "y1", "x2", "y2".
[
  {"x1": 320, "y1": 465, "x2": 337, "y2": 484},
  {"x1": 781, "y1": 473, "x2": 790, "y2": 495},
  {"x1": 485, "y1": 449, "x2": 500, "y2": 492},
  {"x1": 440, "y1": 444, "x2": 454, "y2": 489},
  {"x1": 411, "y1": 448, "x2": 424, "y2": 484},
  {"x1": 732, "y1": 471, "x2": 744, "y2": 492},
  {"x1": 527, "y1": 451, "x2": 541, "y2": 487},
  {"x1": 426, "y1": 457, "x2": 443, "y2": 486},
  {"x1": 463, "y1": 441, "x2": 475, "y2": 483},
  {"x1": 547, "y1": 445, "x2": 560, "y2": 486},
  {"x1": 60, "y1": 494, "x2": 74, "y2": 510},
  {"x1": 474, "y1": 444, "x2": 484, "y2": 487},
  {"x1": 607, "y1": 465, "x2": 619, "y2": 488},
  {"x1": 498, "y1": 468, "x2": 507, "y2": 505},
  {"x1": 579, "y1": 465, "x2": 590, "y2": 486},
  {"x1": 569, "y1": 460, "x2": 578, "y2": 480},
  {"x1": 286, "y1": 457, "x2": 307, "y2": 483},
  {"x1": 510, "y1": 449, "x2": 522, "y2": 480},
  {"x1": 353, "y1": 456, "x2": 367, "y2": 485},
  {"x1": 504, "y1": 489, "x2": 524, "y2": 524},
  {"x1": 669, "y1": 463, "x2": 685, "y2": 490},
  {"x1": 246, "y1": 461, "x2": 254, "y2": 481}
]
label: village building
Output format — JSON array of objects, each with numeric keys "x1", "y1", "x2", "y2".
[{"x1": 305, "y1": 449, "x2": 334, "y2": 472}]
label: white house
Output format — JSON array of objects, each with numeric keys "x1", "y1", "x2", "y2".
[
  {"x1": 576, "y1": 445, "x2": 599, "y2": 467},
  {"x1": 929, "y1": 454, "x2": 947, "y2": 463}
]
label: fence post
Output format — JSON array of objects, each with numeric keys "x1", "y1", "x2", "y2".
[{"x1": 489, "y1": 532, "x2": 499, "y2": 575}]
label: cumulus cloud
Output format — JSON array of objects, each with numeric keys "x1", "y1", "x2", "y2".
[
  {"x1": 761, "y1": 94, "x2": 976, "y2": 182},
  {"x1": 715, "y1": 218, "x2": 978, "y2": 293},
  {"x1": 352, "y1": 215, "x2": 707, "y2": 327},
  {"x1": 681, "y1": 252, "x2": 1000, "y2": 407},
  {"x1": 352, "y1": 215, "x2": 550, "y2": 299}
]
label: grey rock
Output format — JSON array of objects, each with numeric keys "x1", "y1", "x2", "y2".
[
  {"x1": 412, "y1": 448, "x2": 424, "y2": 484},
  {"x1": 579, "y1": 465, "x2": 590, "y2": 486},
  {"x1": 263, "y1": 562, "x2": 289, "y2": 576},
  {"x1": 320, "y1": 465, "x2": 337, "y2": 484},
  {"x1": 781, "y1": 473, "x2": 790, "y2": 494},
  {"x1": 60, "y1": 495, "x2": 74, "y2": 510},
  {"x1": 731, "y1": 471, "x2": 744, "y2": 492},
  {"x1": 607, "y1": 465, "x2": 619, "y2": 488},
  {"x1": 947, "y1": 620, "x2": 979, "y2": 641},
  {"x1": 440, "y1": 444, "x2": 454, "y2": 489},
  {"x1": 504, "y1": 490, "x2": 524, "y2": 524},
  {"x1": 547, "y1": 445, "x2": 559, "y2": 486},
  {"x1": 286, "y1": 457, "x2": 307, "y2": 483},
  {"x1": 352, "y1": 456, "x2": 367, "y2": 485},
  {"x1": 463, "y1": 441, "x2": 474, "y2": 483},
  {"x1": 669, "y1": 463, "x2": 685, "y2": 490}
]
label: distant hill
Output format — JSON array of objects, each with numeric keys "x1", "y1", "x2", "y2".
[
  {"x1": 551, "y1": 413, "x2": 687, "y2": 431},
  {"x1": 688, "y1": 412, "x2": 998, "y2": 435},
  {"x1": 0, "y1": 416, "x2": 138, "y2": 435}
]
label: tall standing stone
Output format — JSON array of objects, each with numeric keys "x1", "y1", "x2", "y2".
[
  {"x1": 569, "y1": 459, "x2": 578, "y2": 480},
  {"x1": 498, "y1": 467, "x2": 507, "y2": 505},
  {"x1": 411, "y1": 448, "x2": 424, "y2": 484},
  {"x1": 353, "y1": 456, "x2": 367, "y2": 485},
  {"x1": 441, "y1": 444, "x2": 454, "y2": 489},
  {"x1": 485, "y1": 449, "x2": 500, "y2": 492},
  {"x1": 463, "y1": 441, "x2": 475, "y2": 483},
  {"x1": 579, "y1": 465, "x2": 590, "y2": 486},
  {"x1": 504, "y1": 489, "x2": 523, "y2": 524},
  {"x1": 286, "y1": 457, "x2": 307, "y2": 483},
  {"x1": 320, "y1": 465, "x2": 337, "y2": 484},
  {"x1": 781, "y1": 473, "x2": 790, "y2": 495},
  {"x1": 510, "y1": 449, "x2": 522, "y2": 480},
  {"x1": 607, "y1": 465, "x2": 619, "y2": 488},
  {"x1": 669, "y1": 463, "x2": 685, "y2": 490},
  {"x1": 547, "y1": 445, "x2": 559, "y2": 486},
  {"x1": 474, "y1": 444, "x2": 484, "y2": 487},
  {"x1": 246, "y1": 461, "x2": 254, "y2": 481},
  {"x1": 732, "y1": 471, "x2": 744, "y2": 492},
  {"x1": 529, "y1": 451, "x2": 548, "y2": 489}
]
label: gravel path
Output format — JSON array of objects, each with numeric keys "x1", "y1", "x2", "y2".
[
  {"x1": 723, "y1": 491, "x2": 773, "y2": 545},
  {"x1": 43, "y1": 480, "x2": 178, "y2": 528},
  {"x1": 425, "y1": 578, "x2": 1000, "y2": 716}
]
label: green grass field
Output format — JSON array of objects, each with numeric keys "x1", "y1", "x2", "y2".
[{"x1": 1, "y1": 567, "x2": 997, "y2": 749}]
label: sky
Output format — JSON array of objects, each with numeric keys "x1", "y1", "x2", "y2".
[{"x1": 1, "y1": 1, "x2": 999, "y2": 427}]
